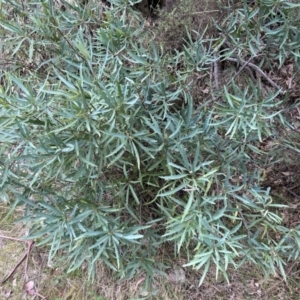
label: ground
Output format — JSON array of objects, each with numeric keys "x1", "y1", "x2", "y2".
[{"x1": 1, "y1": 203, "x2": 300, "y2": 300}]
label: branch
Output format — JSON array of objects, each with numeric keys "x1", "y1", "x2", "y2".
[
  {"x1": 226, "y1": 57, "x2": 284, "y2": 93},
  {"x1": 1, "y1": 236, "x2": 35, "y2": 284}
]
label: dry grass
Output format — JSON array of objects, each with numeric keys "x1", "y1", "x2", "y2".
[
  {"x1": 146, "y1": 0, "x2": 224, "y2": 52},
  {"x1": 1, "y1": 201, "x2": 300, "y2": 300}
]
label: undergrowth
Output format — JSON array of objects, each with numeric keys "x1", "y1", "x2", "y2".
[{"x1": 0, "y1": 0, "x2": 300, "y2": 289}]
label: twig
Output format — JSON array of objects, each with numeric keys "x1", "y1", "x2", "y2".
[
  {"x1": 226, "y1": 57, "x2": 284, "y2": 93},
  {"x1": 219, "y1": 32, "x2": 284, "y2": 93},
  {"x1": 284, "y1": 187, "x2": 300, "y2": 201},
  {"x1": 1, "y1": 235, "x2": 35, "y2": 284},
  {"x1": 263, "y1": 260, "x2": 299, "y2": 295},
  {"x1": 2, "y1": 251, "x2": 28, "y2": 284},
  {"x1": 24, "y1": 241, "x2": 34, "y2": 281},
  {"x1": 238, "y1": 209, "x2": 250, "y2": 233},
  {"x1": 31, "y1": 290, "x2": 46, "y2": 299},
  {"x1": 0, "y1": 235, "x2": 25, "y2": 242},
  {"x1": 56, "y1": 28, "x2": 86, "y2": 62},
  {"x1": 213, "y1": 55, "x2": 220, "y2": 90},
  {"x1": 226, "y1": 55, "x2": 255, "y2": 84},
  {"x1": 244, "y1": 66, "x2": 256, "y2": 81},
  {"x1": 210, "y1": 63, "x2": 217, "y2": 101}
]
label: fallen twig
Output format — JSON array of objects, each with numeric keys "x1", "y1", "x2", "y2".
[
  {"x1": 226, "y1": 57, "x2": 284, "y2": 93},
  {"x1": 227, "y1": 55, "x2": 255, "y2": 83},
  {"x1": 0, "y1": 235, "x2": 34, "y2": 284},
  {"x1": 263, "y1": 260, "x2": 299, "y2": 296},
  {"x1": 219, "y1": 33, "x2": 285, "y2": 94},
  {"x1": 213, "y1": 55, "x2": 220, "y2": 90}
]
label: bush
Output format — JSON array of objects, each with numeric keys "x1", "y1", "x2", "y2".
[{"x1": 0, "y1": 0, "x2": 300, "y2": 286}]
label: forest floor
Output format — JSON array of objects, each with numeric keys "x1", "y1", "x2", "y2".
[{"x1": 1, "y1": 203, "x2": 300, "y2": 300}]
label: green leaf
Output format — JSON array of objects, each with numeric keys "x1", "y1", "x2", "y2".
[
  {"x1": 158, "y1": 182, "x2": 188, "y2": 197},
  {"x1": 181, "y1": 190, "x2": 194, "y2": 221},
  {"x1": 160, "y1": 173, "x2": 188, "y2": 180}
]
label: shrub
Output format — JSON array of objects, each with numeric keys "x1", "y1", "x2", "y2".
[{"x1": 0, "y1": 0, "x2": 300, "y2": 286}]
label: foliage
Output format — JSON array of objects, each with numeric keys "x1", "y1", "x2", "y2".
[
  {"x1": 0, "y1": 0, "x2": 300, "y2": 286},
  {"x1": 218, "y1": 0, "x2": 300, "y2": 68}
]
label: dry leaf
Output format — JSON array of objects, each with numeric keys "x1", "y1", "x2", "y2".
[
  {"x1": 134, "y1": 276, "x2": 146, "y2": 293},
  {"x1": 25, "y1": 280, "x2": 34, "y2": 291},
  {"x1": 281, "y1": 172, "x2": 293, "y2": 176},
  {"x1": 25, "y1": 280, "x2": 35, "y2": 295},
  {"x1": 12, "y1": 278, "x2": 17, "y2": 287},
  {"x1": 286, "y1": 77, "x2": 292, "y2": 88}
]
